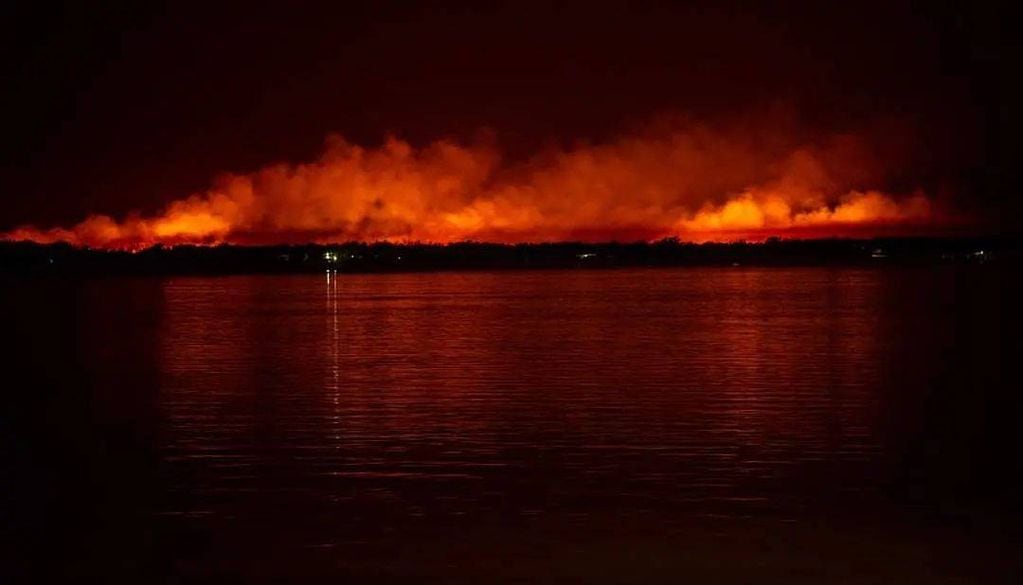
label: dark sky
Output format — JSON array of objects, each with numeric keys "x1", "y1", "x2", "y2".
[{"x1": 0, "y1": 1, "x2": 1013, "y2": 232}]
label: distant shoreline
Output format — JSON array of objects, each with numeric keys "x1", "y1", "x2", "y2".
[{"x1": 1, "y1": 237, "x2": 1015, "y2": 276}]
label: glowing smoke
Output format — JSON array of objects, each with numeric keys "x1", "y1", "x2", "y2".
[{"x1": 2, "y1": 118, "x2": 934, "y2": 248}]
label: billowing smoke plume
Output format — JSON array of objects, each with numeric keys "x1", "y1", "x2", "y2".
[{"x1": 3, "y1": 117, "x2": 934, "y2": 248}]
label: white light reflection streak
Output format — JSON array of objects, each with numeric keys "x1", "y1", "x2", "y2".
[{"x1": 326, "y1": 270, "x2": 342, "y2": 440}]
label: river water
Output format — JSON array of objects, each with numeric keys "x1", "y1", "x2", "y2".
[{"x1": 2, "y1": 267, "x2": 1019, "y2": 582}]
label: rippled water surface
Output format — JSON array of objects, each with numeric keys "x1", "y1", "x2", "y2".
[{"x1": 3, "y1": 267, "x2": 1019, "y2": 582}]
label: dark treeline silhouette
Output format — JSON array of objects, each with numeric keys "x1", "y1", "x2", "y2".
[{"x1": 0, "y1": 237, "x2": 1016, "y2": 276}]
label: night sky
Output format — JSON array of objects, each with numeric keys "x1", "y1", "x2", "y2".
[{"x1": 0, "y1": 1, "x2": 1012, "y2": 237}]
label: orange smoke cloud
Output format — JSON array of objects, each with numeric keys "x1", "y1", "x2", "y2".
[{"x1": 2, "y1": 119, "x2": 935, "y2": 248}]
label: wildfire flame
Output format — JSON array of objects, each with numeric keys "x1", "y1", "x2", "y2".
[{"x1": 2, "y1": 120, "x2": 934, "y2": 248}]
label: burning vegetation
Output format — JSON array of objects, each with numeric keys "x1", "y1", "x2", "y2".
[{"x1": 3, "y1": 118, "x2": 938, "y2": 248}]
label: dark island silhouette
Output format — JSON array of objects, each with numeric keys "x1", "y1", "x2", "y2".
[{"x1": 0, "y1": 237, "x2": 1014, "y2": 276}]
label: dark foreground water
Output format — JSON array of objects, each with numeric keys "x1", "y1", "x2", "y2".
[{"x1": 1, "y1": 267, "x2": 1020, "y2": 582}]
